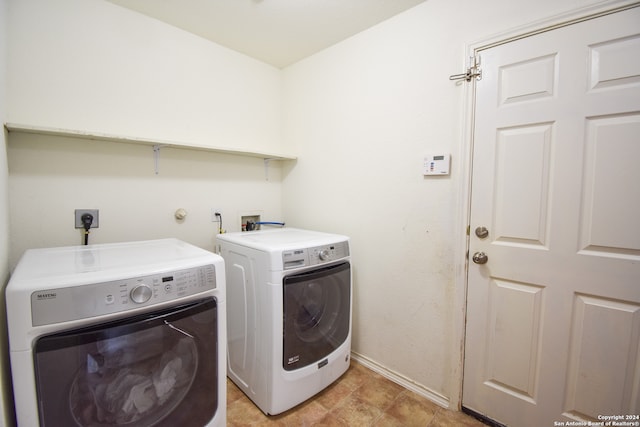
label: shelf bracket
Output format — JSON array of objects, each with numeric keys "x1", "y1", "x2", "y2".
[
  {"x1": 153, "y1": 145, "x2": 162, "y2": 175},
  {"x1": 264, "y1": 158, "x2": 272, "y2": 181}
]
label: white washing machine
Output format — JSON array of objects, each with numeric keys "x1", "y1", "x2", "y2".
[
  {"x1": 6, "y1": 239, "x2": 226, "y2": 427},
  {"x1": 217, "y1": 228, "x2": 351, "y2": 415}
]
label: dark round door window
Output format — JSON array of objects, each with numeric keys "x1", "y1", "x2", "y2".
[
  {"x1": 283, "y1": 262, "x2": 350, "y2": 371},
  {"x1": 294, "y1": 279, "x2": 342, "y2": 343}
]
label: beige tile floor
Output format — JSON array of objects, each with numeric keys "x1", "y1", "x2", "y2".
[{"x1": 227, "y1": 360, "x2": 486, "y2": 426}]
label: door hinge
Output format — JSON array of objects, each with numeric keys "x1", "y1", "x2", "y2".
[{"x1": 449, "y1": 54, "x2": 482, "y2": 82}]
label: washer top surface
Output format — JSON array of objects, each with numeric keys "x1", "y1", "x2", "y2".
[
  {"x1": 216, "y1": 228, "x2": 348, "y2": 252},
  {"x1": 9, "y1": 238, "x2": 218, "y2": 289}
]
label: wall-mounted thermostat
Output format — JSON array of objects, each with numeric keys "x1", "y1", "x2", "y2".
[{"x1": 423, "y1": 154, "x2": 450, "y2": 176}]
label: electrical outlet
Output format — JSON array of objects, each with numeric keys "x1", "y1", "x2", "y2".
[
  {"x1": 75, "y1": 209, "x2": 99, "y2": 228},
  {"x1": 212, "y1": 209, "x2": 222, "y2": 222}
]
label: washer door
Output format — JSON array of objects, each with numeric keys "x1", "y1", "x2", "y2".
[
  {"x1": 283, "y1": 262, "x2": 350, "y2": 371},
  {"x1": 33, "y1": 298, "x2": 218, "y2": 427}
]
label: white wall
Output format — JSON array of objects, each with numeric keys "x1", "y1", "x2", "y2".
[
  {"x1": 282, "y1": 0, "x2": 616, "y2": 406},
  {"x1": 0, "y1": 0, "x2": 15, "y2": 424},
  {"x1": 7, "y1": 133, "x2": 285, "y2": 267},
  {"x1": 6, "y1": 0, "x2": 286, "y2": 269},
  {"x1": 7, "y1": 0, "x2": 283, "y2": 154}
]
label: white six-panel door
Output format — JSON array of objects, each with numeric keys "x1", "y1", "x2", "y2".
[{"x1": 463, "y1": 6, "x2": 640, "y2": 426}]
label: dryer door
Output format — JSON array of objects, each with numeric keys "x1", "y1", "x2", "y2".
[
  {"x1": 33, "y1": 298, "x2": 219, "y2": 427},
  {"x1": 283, "y1": 262, "x2": 351, "y2": 371}
]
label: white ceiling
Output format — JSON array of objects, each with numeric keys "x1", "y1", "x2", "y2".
[{"x1": 106, "y1": 0, "x2": 428, "y2": 68}]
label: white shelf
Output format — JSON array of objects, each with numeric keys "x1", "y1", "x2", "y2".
[{"x1": 4, "y1": 122, "x2": 297, "y2": 161}]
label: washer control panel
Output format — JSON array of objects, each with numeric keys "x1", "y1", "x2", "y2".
[
  {"x1": 31, "y1": 264, "x2": 216, "y2": 326},
  {"x1": 282, "y1": 241, "x2": 349, "y2": 270}
]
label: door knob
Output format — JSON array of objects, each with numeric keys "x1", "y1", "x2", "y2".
[
  {"x1": 472, "y1": 252, "x2": 488, "y2": 264},
  {"x1": 475, "y1": 226, "x2": 489, "y2": 239}
]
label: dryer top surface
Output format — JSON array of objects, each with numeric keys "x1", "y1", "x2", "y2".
[
  {"x1": 216, "y1": 228, "x2": 348, "y2": 252},
  {"x1": 8, "y1": 238, "x2": 221, "y2": 289}
]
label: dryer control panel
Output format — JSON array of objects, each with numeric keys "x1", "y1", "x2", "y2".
[
  {"x1": 282, "y1": 241, "x2": 349, "y2": 270},
  {"x1": 31, "y1": 264, "x2": 216, "y2": 326}
]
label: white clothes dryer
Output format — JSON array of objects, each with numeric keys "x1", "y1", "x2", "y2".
[
  {"x1": 217, "y1": 228, "x2": 351, "y2": 415},
  {"x1": 6, "y1": 239, "x2": 226, "y2": 427}
]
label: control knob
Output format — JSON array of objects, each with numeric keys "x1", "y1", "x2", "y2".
[
  {"x1": 130, "y1": 284, "x2": 152, "y2": 304},
  {"x1": 318, "y1": 249, "x2": 330, "y2": 261}
]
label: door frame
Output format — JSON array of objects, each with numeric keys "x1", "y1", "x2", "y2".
[{"x1": 450, "y1": 0, "x2": 640, "y2": 411}]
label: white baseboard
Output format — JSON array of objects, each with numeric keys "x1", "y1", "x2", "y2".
[{"x1": 350, "y1": 351, "x2": 450, "y2": 410}]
